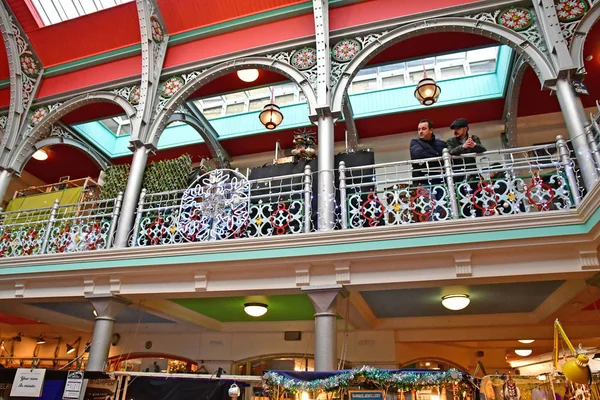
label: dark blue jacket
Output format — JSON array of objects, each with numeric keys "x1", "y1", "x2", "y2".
[{"x1": 409, "y1": 135, "x2": 447, "y2": 183}]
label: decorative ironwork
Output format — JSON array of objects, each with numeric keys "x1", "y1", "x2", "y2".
[
  {"x1": 346, "y1": 185, "x2": 450, "y2": 228},
  {"x1": 290, "y1": 48, "x2": 318, "y2": 70},
  {"x1": 555, "y1": 0, "x2": 587, "y2": 22},
  {"x1": 332, "y1": 39, "x2": 362, "y2": 63},
  {"x1": 177, "y1": 169, "x2": 250, "y2": 242},
  {"x1": 26, "y1": 102, "x2": 62, "y2": 129},
  {"x1": 9, "y1": 17, "x2": 40, "y2": 105},
  {"x1": 497, "y1": 7, "x2": 534, "y2": 31},
  {"x1": 150, "y1": 15, "x2": 164, "y2": 43},
  {"x1": 456, "y1": 173, "x2": 572, "y2": 217}
]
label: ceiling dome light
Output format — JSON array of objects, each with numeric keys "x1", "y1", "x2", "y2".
[
  {"x1": 441, "y1": 294, "x2": 470, "y2": 311},
  {"x1": 244, "y1": 302, "x2": 268, "y2": 317},
  {"x1": 515, "y1": 349, "x2": 533, "y2": 357},
  {"x1": 519, "y1": 339, "x2": 535, "y2": 344},
  {"x1": 32, "y1": 149, "x2": 48, "y2": 161},
  {"x1": 237, "y1": 69, "x2": 259, "y2": 83}
]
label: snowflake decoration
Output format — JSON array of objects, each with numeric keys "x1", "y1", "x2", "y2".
[
  {"x1": 497, "y1": 7, "x2": 533, "y2": 31},
  {"x1": 332, "y1": 39, "x2": 362, "y2": 63},
  {"x1": 30, "y1": 106, "x2": 49, "y2": 126},
  {"x1": 129, "y1": 85, "x2": 141, "y2": 105},
  {"x1": 160, "y1": 76, "x2": 184, "y2": 99},
  {"x1": 20, "y1": 52, "x2": 39, "y2": 78},
  {"x1": 150, "y1": 15, "x2": 164, "y2": 43},
  {"x1": 555, "y1": 0, "x2": 588, "y2": 22},
  {"x1": 290, "y1": 48, "x2": 317, "y2": 70}
]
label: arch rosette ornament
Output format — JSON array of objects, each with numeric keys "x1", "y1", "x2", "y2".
[{"x1": 178, "y1": 169, "x2": 250, "y2": 242}]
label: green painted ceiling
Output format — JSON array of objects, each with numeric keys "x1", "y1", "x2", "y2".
[{"x1": 170, "y1": 294, "x2": 315, "y2": 322}]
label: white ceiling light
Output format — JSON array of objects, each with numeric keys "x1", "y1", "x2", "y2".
[
  {"x1": 441, "y1": 294, "x2": 470, "y2": 311},
  {"x1": 518, "y1": 339, "x2": 535, "y2": 344},
  {"x1": 32, "y1": 149, "x2": 48, "y2": 161},
  {"x1": 515, "y1": 349, "x2": 533, "y2": 357},
  {"x1": 244, "y1": 302, "x2": 268, "y2": 317},
  {"x1": 237, "y1": 69, "x2": 259, "y2": 83}
]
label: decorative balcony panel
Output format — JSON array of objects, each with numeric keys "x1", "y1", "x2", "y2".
[
  {"x1": 0, "y1": 196, "x2": 121, "y2": 258},
  {"x1": 339, "y1": 143, "x2": 579, "y2": 228},
  {"x1": 133, "y1": 168, "x2": 313, "y2": 246}
]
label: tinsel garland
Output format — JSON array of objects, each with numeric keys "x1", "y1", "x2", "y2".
[{"x1": 262, "y1": 366, "x2": 462, "y2": 394}]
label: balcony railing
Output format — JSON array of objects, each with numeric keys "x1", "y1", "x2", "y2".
[
  {"x1": 0, "y1": 136, "x2": 587, "y2": 258},
  {"x1": 0, "y1": 195, "x2": 122, "y2": 258},
  {"x1": 340, "y1": 138, "x2": 579, "y2": 227}
]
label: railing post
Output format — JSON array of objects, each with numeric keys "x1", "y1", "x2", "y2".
[
  {"x1": 40, "y1": 200, "x2": 60, "y2": 254},
  {"x1": 106, "y1": 192, "x2": 123, "y2": 249},
  {"x1": 130, "y1": 189, "x2": 147, "y2": 247},
  {"x1": 442, "y1": 149, "x2": 459, "y2": 219},
  {"x1": 585, "y1": 122, "x2": 600, "y2": 170},
  {"x1": 303, "y1": 165, "x2": 312, "y2": 233},
  {"x1": 338, "y1": 161, "x2": 348, "y2": 229},
  {"x1": 556, "y1": 135, "x2": 582, "y2": 206}
]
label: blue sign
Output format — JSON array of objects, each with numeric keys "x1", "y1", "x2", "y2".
[
  {"x1": 572, "y1": 80, "x2": 589, "y2": 96},
  {"x1": 349, "y1": 390, "x2": 386, "y2": 400}
]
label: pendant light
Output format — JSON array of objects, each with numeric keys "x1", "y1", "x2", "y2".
[
  {"x1": 414, "y1": 59, "x2": 441, "y2": 106},
  {"x1": 259, "y1": 88, "x2": 283, "y2": 130}
]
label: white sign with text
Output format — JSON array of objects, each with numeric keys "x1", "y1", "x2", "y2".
[
  {"x1": 62, "y1": 370, "x2": 84, "y2": 399},
  {"x1": 10, "y1": 368, "x2": 46, "y2": 397}
]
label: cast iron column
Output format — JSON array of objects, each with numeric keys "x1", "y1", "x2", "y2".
[
  {"x1": 113, "y1": 144, "x2": 150, "y2": 247},
  {"x1": 317, "y1": 114, "x2": 335, "y2": 230},
  {"x1": 86, "y1": 295, "x2": 130, "y2": 372},
  {"x1": 0, "y1": 169, "x2": 12, "y2": 206},
  {"x1": 555, "y1": 78, "x2": 599, "y2": 191},
  {"x1": 303, "y1": 285, "x2": 347, "y2": 371}
]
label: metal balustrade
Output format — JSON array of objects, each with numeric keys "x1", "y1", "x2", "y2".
[
  {"x1": 0, "y1": 136, "x2": 591, "y2": 257},
  {"x1": 132, "y1": 166, "x2": 313, "y2": 246},
  {"x1": 0, "y1": 194, "x2": 122, "y2": 258},
  {"x1": 339, "y1": 137, "x2": 580, "y2": 228}
]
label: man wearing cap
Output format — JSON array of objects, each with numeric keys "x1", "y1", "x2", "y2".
[
  {"x1": 446, "y1": 118, "x2": 485, "y2": 170},
  {"x1": 447, "y1": 118, "x2": 487, "y2": 216}
]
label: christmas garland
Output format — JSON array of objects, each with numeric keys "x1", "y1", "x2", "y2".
[{"x1": 262, "y1": 366, "x2": 463, "y2": 394}]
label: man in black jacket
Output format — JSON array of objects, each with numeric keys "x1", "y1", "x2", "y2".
[{"x1": 410, "y1": 119, "x2": 447, "y2": 185}]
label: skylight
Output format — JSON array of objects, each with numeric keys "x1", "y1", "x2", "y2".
[{"x1": 30, "y1": 0, "x2": 134, "y2": 26}]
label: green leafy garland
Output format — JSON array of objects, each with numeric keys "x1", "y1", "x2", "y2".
[
  {"x1": 100, "y1": 163, "x2": 130, "y2": 200},
  {"x1": 142, "y1": 154, "x2": 192, "y2": 194},
  {"x1": 262, "y1": 366, "x2": 462, "y2": 394}
]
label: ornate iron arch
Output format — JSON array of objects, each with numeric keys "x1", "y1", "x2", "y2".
[
  {"x1": 569, "y1": 2, "x2": 600, "y2": 74},
  {"x1": 15, "y1": 137, "x2": 109, "y2": 175},
  {"x1": 330, "y1": 17, "x2": 557, "y2": 115},
  {"x1": 9, "y1": 91, "x2": 136, "y2": 171},
  {"x1": 146, "y1": 56, "x2": 319, "y2": 148}
]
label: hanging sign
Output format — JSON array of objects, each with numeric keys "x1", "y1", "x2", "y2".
[
  {"x1": 10, "y1": 368, "x2": 46, "y2": 397},
  {"x1": 349, "y1": 390, "x2": 385, "y2": 400},
  {"x1": 62, "y1": 370, "x2": 84, "y2": 399},
  {"x1": 572, "y1": 80, "x2": 589, "y2": 95},
  {"x1": 82, "y1": 378, "x2": 118, "y2": 400}
]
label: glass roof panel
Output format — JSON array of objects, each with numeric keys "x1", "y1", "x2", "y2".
[{"x1": 31, "y1": 0, "x2": 133, "y2": 26}]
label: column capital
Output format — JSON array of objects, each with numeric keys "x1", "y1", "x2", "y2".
[
  {"x1": 86, "y1": 295, "x2": 130, "y2": 321},
  {"x1": 302, "y1": 284, "x2": 348, "y2": 315}
]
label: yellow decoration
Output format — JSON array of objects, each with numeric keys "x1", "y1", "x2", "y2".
[
  {"x1": 170, "y1": 226, "x2": 177, "y2": 233},
  {"x1": 256, "y1": 217, "x2": 263, "y2": 225},
  {"x1": 508, "y1": 192, "x2": 516, "y2": 201},
  {"x1": 553, "y1": 319, "x2": 591, "y2": 385},
  {"x1": 393, "y1": 203, "x2": 401, "y2": 212},
  {"x1": 75, "y1": 235, "x2": 80, "y2": 243}
]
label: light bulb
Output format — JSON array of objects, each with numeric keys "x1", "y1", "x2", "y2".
[{"x1": 515, "y1": 349, "x2": 532, "y2": 357}]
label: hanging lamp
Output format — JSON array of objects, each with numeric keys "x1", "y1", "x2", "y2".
[
  {"x1": 414, "y1": 60, "x2": 441, "y2": 106},
  {"x1": 259, "y1": 88, "x2": 283, "y2": 130}
]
